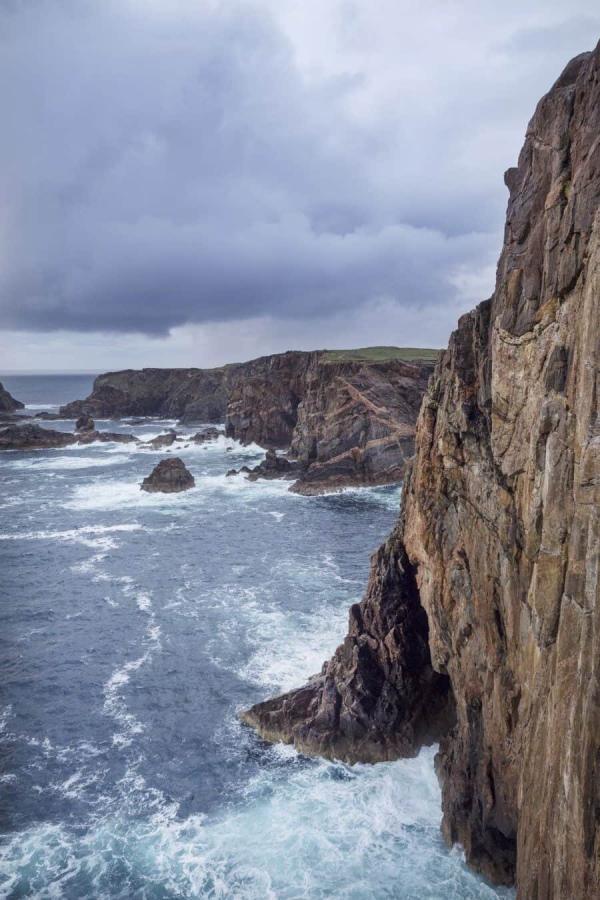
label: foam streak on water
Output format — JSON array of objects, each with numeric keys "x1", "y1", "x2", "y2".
[{"x1": 0, "y1": 393, "x2": 513, "y2": 899}]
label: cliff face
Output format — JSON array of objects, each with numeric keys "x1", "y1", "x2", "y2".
[
  {"x1": 0, "y1": 381, "x2": 24, "y2": 413},
  {"x1": 224, "y1": 351, "x2": 315, "y2": 447},
  {"x1": 290, "y1": 357, "x2": 431, "y2": 493},
  {"x1": 242, "y1": 47, "x2": 600, "y2": 898},
  {"x1": 61, "y1": 350, "x2": 435, "y2": 488},
  {"x1": 60, "y1": 367, "x2": 234, "y2": 421}
]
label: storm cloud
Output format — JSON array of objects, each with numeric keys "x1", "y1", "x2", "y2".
[{"x1": 0, "y1": 0, "x2": 598, "y2": 361}]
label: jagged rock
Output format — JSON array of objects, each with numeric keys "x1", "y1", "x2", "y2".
[
  {"x1": 242, "y1": 526, "x2": 454, "y2": 762},
  {"x1": 146, "y1": 430, "x2": 177, "y2": 449},
  {"x1": 35, "y1": 411, "x2": 64, "y2": 420},
  {"x1": 241, "y1": 46, "x2": 600, "y2": 897},
  {"x1": 75, "y1": 414, "x2": 95, "y2": 432},
  {"x1": 0, "y1": 424, "x2": 74, "y2": 450},
  {"x1": 0, "y1": 382, "x2": 24, "y2": 413},
  {"x1": 247, "y1": 448, "x2": 297, "y2": 481},
  {"x1": 140, "y1": 457, "x2": 195, "y2": 493}
]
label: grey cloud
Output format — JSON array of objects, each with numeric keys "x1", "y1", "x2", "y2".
[{"x1": 0, "y1": 1, "x2": 597, "y2": 338}]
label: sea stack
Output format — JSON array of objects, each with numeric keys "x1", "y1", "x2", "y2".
[
  {"x1": 241, "y1": 46, "x2": 600, "y2": 897},
  {"x1": 140, "y1": 457, "x2": 195, "y2": 493}
]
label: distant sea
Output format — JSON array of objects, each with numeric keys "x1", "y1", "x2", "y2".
[{"x1": 0, "y1": 373, "x2": 96, "y2": 409}]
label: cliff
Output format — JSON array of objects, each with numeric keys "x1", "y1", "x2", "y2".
[
  {"x1": 60, "y1": 349, "x2": 436, "y2": 490},
  {"x1": 241, "y1": 47, "x2": 600, "y2": 898},
  {"x1": 0, "y1": 381, "x2": 24, "y2": 413}
]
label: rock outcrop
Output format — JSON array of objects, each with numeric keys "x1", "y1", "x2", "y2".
[
  {"x1": 60, "y1": 349, "x2": 436, "y2": 492},
  {"x1": 0, "y1": 382, "x2": 24, "y2": 413},
  {"x1": 0, "y1": 423, "x2": 138, "y2": 450},
  {"x1": 75, "y1": 414, "x2": 94, "y2": 432},
  {"x1": 241, "y1": 47, "x2": 600, "y2": 898},
  {"x1": 140, "y1": 457, "x2": 195, "y2": 493},
  {"x1": 227, "y1": 448, "x2": 298, "y2": 482},
  {"x1": 0, "y1": 423, "x2": 75, "y2": 450},
  {"x1": 146, "y1": 430, "x2": 177, "y2": 449}
]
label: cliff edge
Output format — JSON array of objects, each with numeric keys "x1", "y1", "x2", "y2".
[{"x1": 242, "y1": 47, "x2": 600, "y2": 898}]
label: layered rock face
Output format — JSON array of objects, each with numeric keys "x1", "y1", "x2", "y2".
[
  {"x1": 242, "y1": 48, "x2": 600, "y2": 897},
  {"x1": 290, "y1": 357, "x2": 431, "y2": 493},
  {"x1": 60, "y1": 350, "x2": 436, "y2": 490},
  {"x1": 0, "y1": 381, "x2": 24, "y2": 413}
]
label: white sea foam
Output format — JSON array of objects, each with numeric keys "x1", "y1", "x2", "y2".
[
  {"x1": 0, "y1": 523, "x2": 141, "y2": 543},
  {"x1": 0, "y1": 748, "x2": 514, "y2": 899},
  {"x1": 7, "y1": 453, "x2": 131, "y2": 471}
]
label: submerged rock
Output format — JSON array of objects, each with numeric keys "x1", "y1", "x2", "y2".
[{"x1": 140, "y1": 457, "x2": 195, "y2": 493}]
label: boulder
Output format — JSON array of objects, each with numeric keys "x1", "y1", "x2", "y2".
[
  {"x1": 140, "y1": 457, "x2": 195, "y2": 493},
  {"x1": 75, "y1": 414, "x2": 95, "y2": 432}
]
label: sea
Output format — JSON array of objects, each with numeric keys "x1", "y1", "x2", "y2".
[{"x1": 0, "y1": 375, "x2": 514, "y2": 899}]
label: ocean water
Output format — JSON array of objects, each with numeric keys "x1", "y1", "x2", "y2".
[{"x1": 0, "y1": 377, "x2": 513, "y2": 899}]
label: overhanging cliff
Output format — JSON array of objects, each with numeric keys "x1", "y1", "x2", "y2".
[{"x1": 242, "y1": 46, "x2": 600, "y2": 898}]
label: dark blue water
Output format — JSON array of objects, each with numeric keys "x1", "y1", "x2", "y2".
[{"x1": 0, "y1": 378, "x2": 512, "y2": 898}]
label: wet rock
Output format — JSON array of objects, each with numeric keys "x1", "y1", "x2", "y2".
[
  {"x1": 192, "y1": 427, "x2": 223, "y2": 443},
  {"x1": 246, "y1": 448, "x2": 297, "y2": 481},
  {"x1": 140, "y1": 457, "x2": 195, "y2": 493},
  {"x1": 0, "y1": 423, "x2": 74, "y2": 450},
  {"x1": 76, "y1": 430, "x2": 138, "y2": 445},
  {"x1": 75, "y1": 414, "x2": 95, "y2": 432},
  {"x1": 146, "y1": 430, "x2": 177, "y2": 449}
]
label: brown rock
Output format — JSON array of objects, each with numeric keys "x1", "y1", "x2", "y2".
[{"x1": 140, "y1": 457, "x2": 195, "y2": 493}]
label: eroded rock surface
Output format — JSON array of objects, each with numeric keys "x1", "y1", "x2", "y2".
[
  {"x1": 140, "y1": 457, "x2": 195, "y2": 493},
  {"x1": 242, "y1": 47, "x2": 600, "y2": 898}
]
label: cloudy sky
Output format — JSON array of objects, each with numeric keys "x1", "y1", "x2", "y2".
[{"x1": 1, "y1": 1, "x2": 598, "y2": 371}]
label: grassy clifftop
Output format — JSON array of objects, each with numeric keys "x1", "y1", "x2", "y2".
[{"x1": 322, "y1": 346, "x2": 440, "y2": 363}]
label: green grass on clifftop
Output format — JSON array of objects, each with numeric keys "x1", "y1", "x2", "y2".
[{"x1": 322, "y1": 346, "x2": 440, "y2": 363}]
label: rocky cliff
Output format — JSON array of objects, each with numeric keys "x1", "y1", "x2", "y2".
[
  {"x1": 60, "y1": 349, "x2": 436, "y2": 490},
  {"x1": 0, "y1": 381, "x2": 24, "y2": 413},
  {"x1": 290, "y1": 356, "x2": 431, "y2": 493},
  {"x1": 242, "y1": 47, "x2": 600, "y2": 898}
]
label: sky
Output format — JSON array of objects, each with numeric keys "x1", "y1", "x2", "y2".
[{"x1": 0, "y1": 1, "x2": 598, "y2": 371}]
